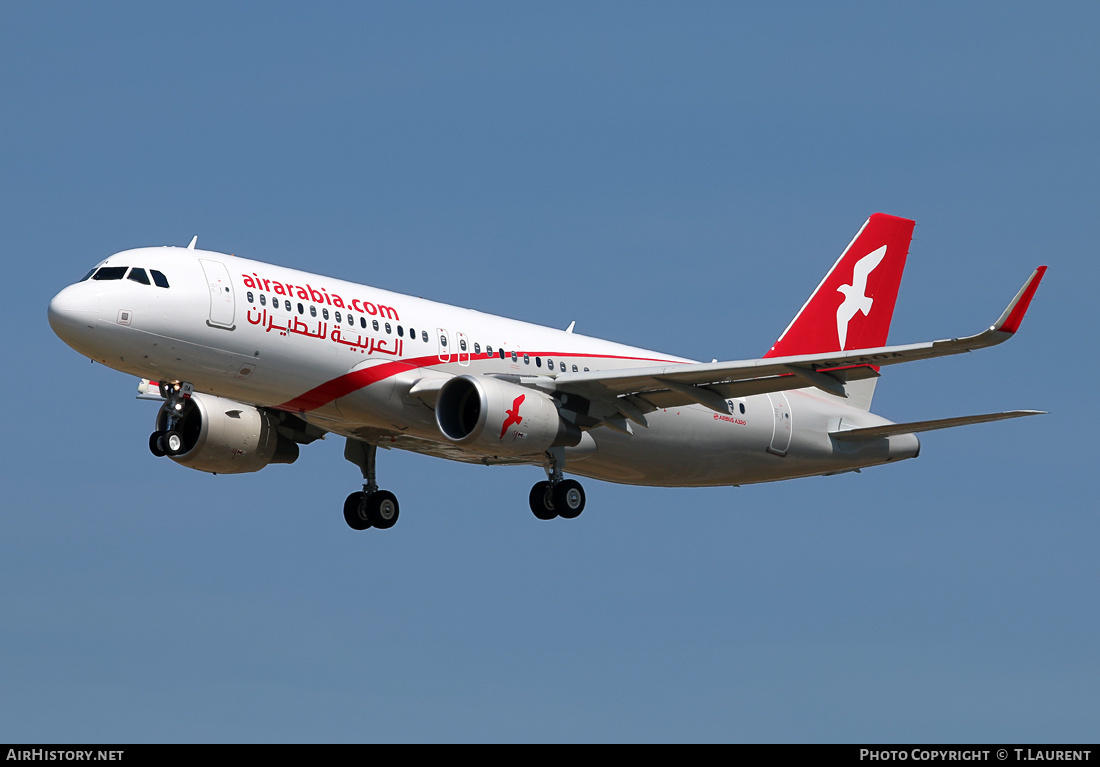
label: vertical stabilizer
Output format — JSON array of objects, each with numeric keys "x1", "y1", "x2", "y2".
[
  {"x1": 764, "y1": 213, "x2": 914, "y2": 410},
  {"x1": 765, "y1": 213, "x2": 915, "y2": 359}
]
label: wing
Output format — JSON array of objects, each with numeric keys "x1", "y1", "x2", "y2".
[{"x1": 551, "y1": 266, "x2": 1046, "y2": 428}]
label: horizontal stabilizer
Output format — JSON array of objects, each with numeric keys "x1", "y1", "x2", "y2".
[{"x1": 831, "y1": 410, "x2": 1046, "y2": 442}]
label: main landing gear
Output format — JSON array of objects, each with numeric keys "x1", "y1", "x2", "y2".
[
  {"x1": 148, "y1": 381, "x2": 194, "y2": 458},
  {"x1": 343, "y1": 438, "x2": 400, "y2": 531},
  {"x1": 528, "y1": 448, "x2": 586, "y2": 521},
  {"x1": 340, "y1": 441, "x2": 585, "y2": 531}
]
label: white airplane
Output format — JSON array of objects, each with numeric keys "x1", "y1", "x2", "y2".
[{"x1": 48, "y1": 214, "x2": 1046, "y2": 531}]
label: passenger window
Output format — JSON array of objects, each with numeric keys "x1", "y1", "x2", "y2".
[
  {"x1": 535, "y1": 357, "x2": 542, "y2": 367},
  {"x1": 547, "y1": 358, "x2": 553, "y2": 369},
  {"x1": 523, "y1": 354, "x2": 530, "y2": 365},
  {"x1": 150, "y1": 270, "x2": 170, "y2": 288},
  {"x1": 323, "y1": 308, "x2": 329, "y2": 320},
  {"x1": 572, "y1": 365, "x2": 578, "y2": 372},
  {"x1": 460, "y1": 339, "x2": 467, "y2": 351},
  {"x1": 347, "y1": 314, "x2": 353, "y2": 326},
  {"x1": 560, "y1": 362, "x2": 566, "y2": 372},
  {"x1": 309, "y1": 305, "x2": 317, "y2": 317},
  {"x1": 474, "y1": 343, "x2": 481, "y2": 355},
  {"x1": 385, "y1": 322, "x2": 392, "y2": 334},
  {"x1": 92, "y1": 266, "x2": 127, "y2": 281},
  {"x1": 486, "y1": 345, "x2": 493, "y2": 356},
  {"x1": 335, "y1": 311, "x2": 341, "y2": 322},
  {"x1": 360, "y1": 317, "x2": 367, "y2": 329},
  {"x1": 127, "y1": 268, "x2": 150, "y2": 285},
  {"x1": 298, "y1": 303, "x2": 305, "y2": 314},
  {"x1": 440, "y1": 335, "x2": 448, "y2": 347},
  {"x1": 740, "y1": 403, "x2": 746, "y2": 414},
  {"x1": 422, "y1": 330, "x2": 429, "y2": 343},
  {"x1": 260, "y1": 294, "x2": 266, "y2": 306},
  {"x1": 511, "y1": 351, "x2": 517, "y2": 362},
  {"x1": 284, "y1": 300, "x2": 291, "y2": 312},
  {"x1": 397, "y1": 325, "x2": 404, "y2": 337},
  {"x1": 373, "y1": 320, "x2": 379, "y2": 331}
]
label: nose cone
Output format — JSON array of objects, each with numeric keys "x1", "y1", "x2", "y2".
[{"x1": 48, "y1": 284, "x2": 99, "y2": 353}]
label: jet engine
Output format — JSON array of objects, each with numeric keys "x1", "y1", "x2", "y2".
[
  {"x1": 155, "y1": 393, "x2": 299, "y2": 474},
  {"x1": 435, "y1": 375, "x2": 580, "y2": 458}
]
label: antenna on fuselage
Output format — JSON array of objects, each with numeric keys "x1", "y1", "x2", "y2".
[
  {"x1": 187, "y1": 236, "x2": 198, "y2": 250},
  {"x1": 565, "y1": 321, "x2": 575, "y2": 333}
]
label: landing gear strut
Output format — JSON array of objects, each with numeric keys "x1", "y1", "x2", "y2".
[
  {"x1": 528, "y1": 447, "x2": 586, "y2": 520},
  {"x1": 343, "y1": 438, "x2": 400, "y2": 531},
  {"x1": 148, "y1": 381, "x2": 194, "y2": 458}
]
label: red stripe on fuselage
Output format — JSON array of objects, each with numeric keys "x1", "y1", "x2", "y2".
[
  {"x1": 276, "y1": 358, "x2": 421, "y2": 411},
  {"x1": 275, "y1": 351, "x2": 680, "y2": 412}
]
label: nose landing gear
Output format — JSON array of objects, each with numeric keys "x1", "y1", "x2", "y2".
[{"x1": 148, "y1": 381, "x2": 194, "y2": 459}]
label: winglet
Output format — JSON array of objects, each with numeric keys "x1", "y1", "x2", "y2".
[{"x1": 992, "y1": 266, "x2": 1046, "y2": 335}]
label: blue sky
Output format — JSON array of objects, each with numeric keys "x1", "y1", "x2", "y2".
[{"x1": 3, "y1": 2, "x2": 1097, "y2": 742}]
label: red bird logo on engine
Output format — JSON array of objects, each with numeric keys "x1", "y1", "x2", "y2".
[{"x1": 500, "y1": 394, "x2": 525, "y2": 439}]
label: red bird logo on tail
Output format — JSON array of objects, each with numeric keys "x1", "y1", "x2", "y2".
[{"x1": 500, "y1": 394, "x2": 525, "y2": 439}]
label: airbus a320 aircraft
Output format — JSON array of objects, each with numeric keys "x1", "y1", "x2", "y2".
[{"x1": 48, "y1": 214, "x2": 1046, "y2": 531}]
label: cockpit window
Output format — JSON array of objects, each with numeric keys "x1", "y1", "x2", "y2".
[
  {"x1": 127, "y1": 268, "x2": 150, "y2": 285},
  {"x1": 92, "y1": 266, "x2": 128, "y2": 281},
  {"x1": 150, "y1": 270, "x2": 170, "y2": 288},
  {"x1": 80, "y1": 268, "x2": 97, "y2": 282}
]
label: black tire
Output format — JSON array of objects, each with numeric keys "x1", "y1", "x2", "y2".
[
  {"x1": 367, "y1": 490, "x2": 400, "y2": 530},
  {"x1": 343, "y1": 491, "x2": 371, "y2": 531},
  {"x1": 529, "y1": 481, "x2": 557, "y2": 520},
  {"x1": 553, "y1": 479, "x2": 585, "y2": 519},
  {"x1": 163, "y1": 430, "x2": 185, "y2": 456},
  {"x1": 149, "y1": 431, "x2": 166, "y2": 457}
]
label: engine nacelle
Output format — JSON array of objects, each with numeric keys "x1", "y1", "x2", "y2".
[
  {"x1": 156, "y1": 393, "x2": 299, "y2": 474},
  {"x1": 436, "y1": 375, "x2": 580, "y2": 458}
]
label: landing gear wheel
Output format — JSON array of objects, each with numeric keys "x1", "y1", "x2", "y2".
[
  {"x1": 553, "y1": 479, "x2": 586, "y2": 519},
  {"x1": 529, "y1": 481, "x2": 557, "y2": 520},
  {"x1": 367, "y1": 491, "x2": 400, "y2": 529},
  {"x1": 163, "y1": 430, "x2": 185, "y2": 456},
  {"x1": 149, "y1": 431, "x2": 166, "y2": 457},
  {"x1": 343, "y1": 440, "x2": 402, "y2": 532},
  {"x1": 343, "y1": 491, "x2": 371, "y2": 531}
]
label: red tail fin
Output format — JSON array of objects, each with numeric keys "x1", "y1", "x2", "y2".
[{"x1": 765, "y1": 213, "x2": 915, "y2": 358}]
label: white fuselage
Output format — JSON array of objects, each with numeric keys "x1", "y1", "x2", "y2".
[{"x1": 48, "y1": 246, "x2": 919, "y2": 487}]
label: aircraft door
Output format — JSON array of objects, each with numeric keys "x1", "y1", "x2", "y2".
[
  {"x1": 199, "y1": 259, "x2": 236, "y2": 330},
  {"x1": 766, "y1": 392, "x2": 792, "y2": 456},
  {"x1": 456, "y1": 332, "x2": 470, "y2": 366}
]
